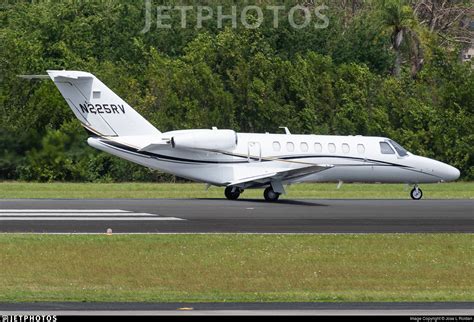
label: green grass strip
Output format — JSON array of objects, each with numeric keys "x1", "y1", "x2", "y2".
[
  {"x1": 0, "y1": 234, "x2": 472, "y2": 302},
  {"x1": 1, "y1": 182, "x2": 473, "y2": 199}
]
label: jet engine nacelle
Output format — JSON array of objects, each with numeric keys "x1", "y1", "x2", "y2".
[{"x1": 171, "y1": 129, "x2": 238, "y2": 151}]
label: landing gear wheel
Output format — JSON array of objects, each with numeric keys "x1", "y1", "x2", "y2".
[
  {"x1": 225, "y1": 187, "x2": 241, "y2": 200},
  {"x1": 264, "y1": 187, "x2": 280, "y2": 202},
  {"x1": 410, "y1": 186, "x2": 423, "y2": 200}
]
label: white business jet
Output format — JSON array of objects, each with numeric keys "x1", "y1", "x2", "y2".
[{"x1": 30, "y1": 71, "x2": 461, "y2": 201}]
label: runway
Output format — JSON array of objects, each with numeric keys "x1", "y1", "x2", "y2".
[
  {"x1": 0, "y1": 199, "x2": 472, "y2": 233},
  {"x1": 1, "y1": 302, "x2": 473, "y2": 316}
]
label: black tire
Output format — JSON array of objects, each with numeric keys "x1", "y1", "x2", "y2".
[
  {"x1": 264, "y1": 187, "x2": 280, "y2": 202},
  {"x1": 225, "y1": 186, "x2": 241, "y2": 200},
  {"x1": 410, "y1": 187, "x2": 423, "y2": 200}
]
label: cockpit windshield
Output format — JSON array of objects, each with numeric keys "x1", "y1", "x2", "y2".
[{"x1": 388, "y1": 140, "x2": 409, "y2": 157}]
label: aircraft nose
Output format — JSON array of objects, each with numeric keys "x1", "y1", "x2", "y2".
[{"x1": 441, "y1": 164, "x2": 460, "y2": 182}]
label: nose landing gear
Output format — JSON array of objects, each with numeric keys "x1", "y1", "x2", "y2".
[{"x1": 410, "y1": 185, "x2": 423, "y2": 200}]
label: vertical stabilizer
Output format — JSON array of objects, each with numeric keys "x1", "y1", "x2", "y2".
[{"x1": 47, "y1": 70, "x2": 161, "y2": 137}]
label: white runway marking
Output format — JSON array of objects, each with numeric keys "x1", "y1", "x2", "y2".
[
  {"x1": 0, "y1": 209, "x2": 130, "y2": 213},
  {"x1": 0, "y1": 209, "x2": 184, "y2": 221},
  {"x1": 0, "y1": 213, "x2": 160, "y2": 217},
  {"x1": 0, "y1": 217, "x2": 184, "y2": 221},
  {"x1": 1, "y1": 213, "x2": 144, "y2": 216}
]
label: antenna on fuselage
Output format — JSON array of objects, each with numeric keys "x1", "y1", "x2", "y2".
[{"x1": 279, "y1": 126, "x2": 291, "y2": 135}]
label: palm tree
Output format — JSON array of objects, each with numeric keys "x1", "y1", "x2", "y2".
[{"x1": 378, "y1": 0, "x2": 424, "y2": 78}]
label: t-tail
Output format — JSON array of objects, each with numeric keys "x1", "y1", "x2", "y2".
[{"x1": 47, "y1": 70, "x2": 160, "y2": 137}]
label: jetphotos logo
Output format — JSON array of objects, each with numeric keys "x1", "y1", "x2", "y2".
[
  {"x1": 140, "y1": 1, "x2": 329, "y2": 33},
  {"x1": 2, "y1": 316, "x2": 57, "y2": 322}
]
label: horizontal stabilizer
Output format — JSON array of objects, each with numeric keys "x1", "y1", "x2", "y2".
[
  {"x1": 48, "y1": 71, "x2": 93, "y2": 80},
  {"x1": 18, "y1": 75, "x2": 50, "y2": 80}
]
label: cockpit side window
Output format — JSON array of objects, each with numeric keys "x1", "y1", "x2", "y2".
[
  {"x1": 380, "y1": 142, "x2": 395, "y2": 154},
  {"x1": 389, "y1": 140, "x2": 408, "y2": 157}
]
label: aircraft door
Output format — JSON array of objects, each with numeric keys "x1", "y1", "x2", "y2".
[{"x1": 247, "y1": 141, "x2": 261, "y2": 162}]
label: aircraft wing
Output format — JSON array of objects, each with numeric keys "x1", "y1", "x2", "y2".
[{"x1": 228, "y1": 164, "x2": 333, "y2": 187}]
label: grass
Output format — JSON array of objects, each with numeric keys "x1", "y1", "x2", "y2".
[
  {"x1": 0, "y1": 234, "x2": 472, "y2": 302},
  {"x1": 1, "y1": 181, "x2": 473, "y2": 199}
]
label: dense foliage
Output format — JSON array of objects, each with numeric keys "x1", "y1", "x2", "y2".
[{"x1": 1, "y1": 0, "x2": 473, "y2": 181}]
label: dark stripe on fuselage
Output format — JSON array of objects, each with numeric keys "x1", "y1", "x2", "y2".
[
  {"x1": 99, "y1": 139, "x2": 416, "y2": 170},
  {"x1": 93, "y1": 138, "x2": 446, "y2": 182},
  {"x1": 100, "y1": 140, "x2": 444, "y2": 182},
  {"x1": 101, "y1": 140, "x2": 249, "y2": 164},
  {"x1": 218, "y1": 151, "x2": 412, "y2": 169},
  {"x1": 279, "y1": 155, "x2": 412, "y2": 168}
]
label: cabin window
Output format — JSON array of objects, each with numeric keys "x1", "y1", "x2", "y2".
[
  {"x1": 328, "y1": 143, "x2": 336, "y2": 153},
  {"x1": 92, "y1": 91, "x2": 101, "y2": 99},
  {"x1": 273, "y1": 141, "x2": 281, "y2": 152},
  {"x1": 286, "y1": 142, "x2": 295, "y2": 152},
  {"x1": 342, "y1": 143, "x2": 350, "y2": 154},
  {"x1": 380, "y1": 142, "x2": 395, "y2": 154},
  {"x1": 300, "y1": 142, "x2": 308, "y2": 152},
  {"x1": 357, "y1": 144, "x2": 365, "y2": 154},
  {"x1": 314, "y1": 143, "x2": 322, "y2": 153}
]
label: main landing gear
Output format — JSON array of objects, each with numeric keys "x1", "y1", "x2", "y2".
[
  {"x1": 264, "y1": 187, "x2": 281, "y2": 202},
  {"x1": 224, "y1": 186, "x2": 281, "y2": 202},
  {"x1": 410, "y1": 185, "x2": 423, "y2": 200},
  {"x1": 224, "y1": 186, "x2": 242, "y2": 200}
]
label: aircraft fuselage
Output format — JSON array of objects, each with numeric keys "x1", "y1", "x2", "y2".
[{"x1": 88, "y1": 132, "x2": 460, "y2": 188}]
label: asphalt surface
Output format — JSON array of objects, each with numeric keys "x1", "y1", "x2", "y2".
[
  {"x1": 1, "y1": 302, "x2": 473, "y2": 315},
  {"x1": 0, "y1": 199, "x2": 473, "y2": 233}
]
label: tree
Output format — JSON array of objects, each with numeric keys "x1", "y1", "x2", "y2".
[
  {"x1": 0, "y1": 0, "x2": 472, "y2": 181},
  {"x1": 378, "y1": 0, "x2": 425, "y2": 77},
  {"x1": 413, "y1": 0, "x2": 474, "y2": 46}
]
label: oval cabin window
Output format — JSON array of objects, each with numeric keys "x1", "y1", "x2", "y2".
[
  {"x1": 286, "y1": 142, "x2": 295, "y2": 152},
  {"x1": 273, "y1": 141, "x2": 281, "y2": 152},
  {"x1": 357, "y1": 144, "x2": 365, "y2": 154},
  {"x1": 328, "y1": 143, "x2": 336, "y2": 153},
  {"x1": 314, "y1": 143, "x2": 322, "y2": 153},
  {"x1": 300, "y1": 142, "x2": 308, "y2": 152},
  {"x1": 342, "y1": 143, "x2": 350, "y2": 154}
]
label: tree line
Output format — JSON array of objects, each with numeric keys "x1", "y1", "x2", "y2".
[{"x1": 1, "y1": 0, "x2": 473, "y2": 182}]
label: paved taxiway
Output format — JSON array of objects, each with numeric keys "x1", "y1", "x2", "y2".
[
  {"x1": 1, "y1": 302, "x2": 473, "y2": 316},
  {"x1": 0, "y1": 199, "x2": 472, "y2": 233}
]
